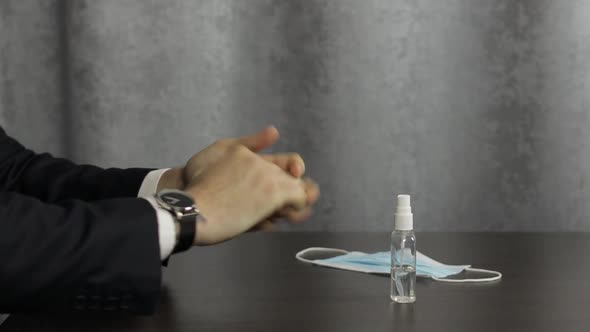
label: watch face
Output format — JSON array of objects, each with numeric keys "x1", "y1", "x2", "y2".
[{"x1": 159, "y1": 190, "x2": 194, "y2": 208}]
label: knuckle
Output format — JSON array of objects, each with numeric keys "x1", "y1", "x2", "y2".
[
  {"x1": 287, "y1": 152, "x2": 302, "y2": 162},
  {"x1": 213, "y1": 139, "x2": 229, "y2": 149},
  {"x1": 291, "y1": 153, "x2": 305, "y2": 169},
  {"x1": 233, "y1": 144, "x2": 248, "y2": 154},
  {"x1": 214, "y1": 138, "x2": 225, "y2": 146},
  {"x1": 228, "y1": 144, "x2": 249, "y2": 158},
  {"x1": 262, "y1": 176, "x2": 279, "y2": 197}
]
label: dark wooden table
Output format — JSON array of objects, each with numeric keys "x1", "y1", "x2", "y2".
[{"x1": 3, "y1": 232, "x2": 590, "y2": 332}]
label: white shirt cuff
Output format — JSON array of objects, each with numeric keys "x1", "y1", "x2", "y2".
[
  {"x1": 138, "y1": 168, "x2": 170, "y2": 198},
  {"x1": 143, "y1": 196, "x2": 176, "y2": 260},
  {"x1": 139, "y1": 169, "x2": 176, "y2": 260}
]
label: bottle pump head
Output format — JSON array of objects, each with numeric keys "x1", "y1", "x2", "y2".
[{"x1": 395, "y1": 194, "x2": 413, "y2": 231}]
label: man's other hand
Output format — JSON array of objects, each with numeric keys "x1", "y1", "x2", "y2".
[
  {"x1": 158, "y1": 126, "x2": 320, "y2": 245},
  {"x1": 183, "y1": 126, "x2": 306, "y2": 183},
  {"x1": 186, "y1": 144, "x2": 309, "y2": 245},
  {"x1": 157, "y1": 126, "x2": 309, "y2": 190}
]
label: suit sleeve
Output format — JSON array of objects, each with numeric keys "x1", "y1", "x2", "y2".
[
  {"x1": 0, "y1": 127, "x2": 153, "y2": 203},
  {"x1": 0, "y1": 192, "x2": 162, "y2": 314}
]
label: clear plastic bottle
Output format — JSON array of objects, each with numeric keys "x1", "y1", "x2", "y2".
[{"x1": 390, "y1": 194, "x2": 416, "y2": 303}]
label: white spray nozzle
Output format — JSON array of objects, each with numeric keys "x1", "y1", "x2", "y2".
[{"x1": 395, "y1": 194, "x2": 413, "y2": 230}]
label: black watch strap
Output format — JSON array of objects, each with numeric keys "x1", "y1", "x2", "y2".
[
  {"x1": 155, "y1": 189, "x2": 199, "y2": 255},
  {"x1": 173, "y1": 219, "x2": 195, "y2": 254}
]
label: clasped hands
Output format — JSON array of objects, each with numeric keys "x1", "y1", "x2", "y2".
[{"x1": 157, "y1": 126, "x2": 320, "y2": 246}]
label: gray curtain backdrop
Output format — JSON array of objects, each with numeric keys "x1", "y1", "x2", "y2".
[{"x1": 1, "y1": 0, "x2": 590, "y2": 231}]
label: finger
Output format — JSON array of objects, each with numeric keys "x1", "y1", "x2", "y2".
[
  {"x1": 233, "y1": 126, "x2": 279, "y2": 152},
  {"x1": 278, "y1": 207, "x2": 313, "y2": 224},
  {"x1": 279, "y1": 177, "x2": 307, "y2": 210},
  {"x1": 303, "y1": 178, "x2": 320, "y2": 205},
  {"x1": 249, "y1": 219, "x2": 276, "y2": 232},
  {"x1": 258, "y1": 220, "x2": 277, "y2": 231},
  {"x1": 262, "y1": 153, "x2": 305, "y2": 177},
  {"x1": 276, "y1": 178, "x2": 318, "y2": 212}
]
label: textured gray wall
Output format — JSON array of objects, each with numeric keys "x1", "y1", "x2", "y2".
[
  {"x1": 0, "y1": 1, "x2": 65, "y2": 155},
  {"x1": 2, "y1": 1, "x2": 590, "y2": 231}
]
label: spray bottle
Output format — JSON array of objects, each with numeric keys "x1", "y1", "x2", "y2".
[{"x1": 390, "y1": 194, "x2": 416, "y2": 303}]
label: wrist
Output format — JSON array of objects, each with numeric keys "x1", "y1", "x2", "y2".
[
  {"x1": 185, "y1": 187, "x2": 208, "y2": 246},
  {"x1": 155, "y1": 189, "x2": 198, "y2": 253},
  {"x1": 157, "y1": 167, "x2": 186, "y2": 191},
  {"x1": 174, "y1": 221, "x2": 181, "y2": 246}
]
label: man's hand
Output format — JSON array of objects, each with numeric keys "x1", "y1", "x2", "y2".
[
  {"x1": 157, "y1": 126, "x2": 320, "y2": 238},
  {"x1": 157, "y1": 167, "x2": 185, "y2": 192},
  {"x1": 182, "y1": 126, "x2": 304, "y2": 184},
  {"x1": 185, "y1": 144, "x2": 309, "y2": 245},
  {"x1": 159, "y1": 127, "x2": 307, "y2": 191},
  {"x1": 157, "y1": 127, "x2": 286, "y2": 191}
]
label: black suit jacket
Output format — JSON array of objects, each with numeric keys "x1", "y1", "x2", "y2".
[{"x1": 0, "y1": 127, "x2": 162, "y2": 314}]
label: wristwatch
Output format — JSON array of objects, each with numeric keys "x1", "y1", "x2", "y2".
[{"x1": 155, "y1": 189, "x2": 203, "y2": 254}]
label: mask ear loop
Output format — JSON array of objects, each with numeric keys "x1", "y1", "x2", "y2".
[
  {"x1": 431, "y1": 267, "x2": 502, "y2": 283},
  {"x1": 295, "y1": 247, "x2": 349, "y2": 264}
]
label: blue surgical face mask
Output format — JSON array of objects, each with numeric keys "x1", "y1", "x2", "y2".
[{"x1": 296, "y1": 247, "x2": 501, "y2": 283}]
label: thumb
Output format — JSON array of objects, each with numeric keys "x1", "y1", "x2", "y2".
[{"x1": 234, "y1": 126, "x2": 279, "y2": 152}]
